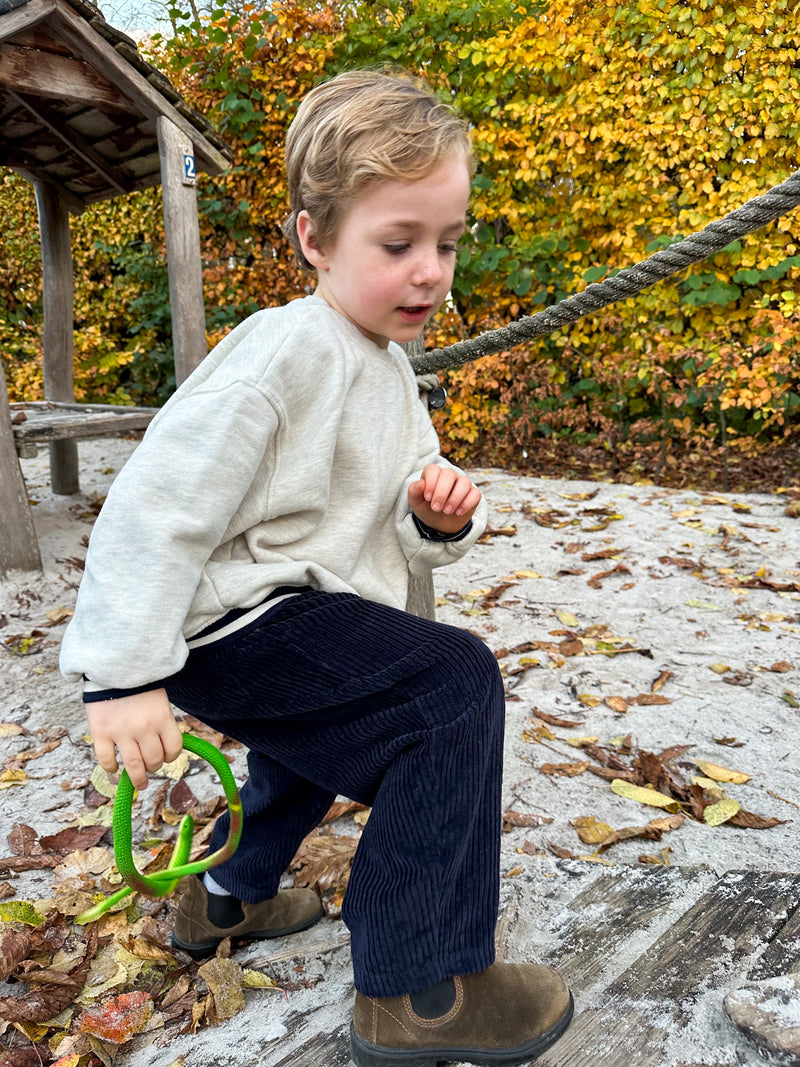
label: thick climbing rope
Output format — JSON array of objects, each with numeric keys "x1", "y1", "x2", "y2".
[{"x1": 411, "y1": 166, "x2": 800, "y2": 377}]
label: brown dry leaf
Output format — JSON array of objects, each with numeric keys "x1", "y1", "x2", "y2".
[
  {"x1": 0, "y1": 882, "x2": 14, "y2": 900},
  {"x1": 169, "y1": 779, "x2": 198, "y2": 814},
  {"x1": 38, "y1": 826, "x2": 108, "y2": 853},
  {"x1": 539, "y1": 761, "x2": 590, "y2": 778},
  {"x1": 722, "y1": 671, "x2": 754, "y2": 687},
  {"x1": 651, "y1": 670, "x2": 673, "y2": 693},
  {"x1": 785, "y1": 501, "x2": 800, "y2": 518},
  {"x1": 587, "y1": 563, "x2": 631, "y2": 588},
  {"x1": 728, "y1": 810, "x2": 787, "y2": 829},
  {"x1": 289, "y1": 832, "x2": 359, "y2": 899},
  {"x1": 631, "y1": 694, "x2": 672, "y2": 706},
  {"x1": 321, "y1": 800, "x2": 370, "y2": 825},
  {"x1": 558, "y1": 639, "x2": 584, "y2": 657},
  {"x1": 639, "y1": 848, "x2": 673, "y2": 865},
  {"x1": 0, "y1": 925, "x2": 97, "y2": 1023},
  {"x1": 582, "y1": 547, "x2": 624, "y2": 561},
  {"x1": 7, "y1": 824, "x2": 41, "y2": 857},
  {"x1": 713, "y1": 736, "x2": 746, "y2": 748},
  {"x1": 529, "y1": 709, "x2": 585, "y2": 728},
  {"x1": 198, "y1": 957, "x2": 245, "y2": 1024},
  {"x1": 0, "y1": 927, "x2": 31, "y2": 982},
  {"x1": 77, "y1": 989, "x2": 155, "y2": 1043},
  {"x1": 0, "y1": 855, "x2": 59, "y2": 875},
  {"x1": 517, "y1": 840, "x2": 547, "y2": 857},
  {"x1": 477, "y1": 526, "x2": 517, "y2": 542},
  {"x1": 769, "y1": 661, "x2": 793, "y2": 674},
  {"x1": 522, "y1": 723, "x2": 556, "y2": 744},
  {"x1": 501, "y1": 811, "x2": 554, "y2": 830},
  {"x1": 545, "y1": 841, "x2": 573, "y2": 859},
  {"x1": 532, "y1": 510, "x2": 570, "y2": 528},
  {"x1": 605, "y1": 696, "x2": 629, "y2": 714}
]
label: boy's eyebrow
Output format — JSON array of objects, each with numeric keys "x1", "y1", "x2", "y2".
[{"x1": 374, "y1": 217, "x2": 467, "y2": 235}]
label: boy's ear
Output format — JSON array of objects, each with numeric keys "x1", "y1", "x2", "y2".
[{"x1": 296, "y1": 210, "x2": 328, "y2": 271}]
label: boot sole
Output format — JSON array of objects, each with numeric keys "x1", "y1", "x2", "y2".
[
  {"x1": 171, "y1": 902, "x2": 324, "y2": 960},
  {"x1": 350, "y1": 992, "x2": 574, "y2": 1067}
]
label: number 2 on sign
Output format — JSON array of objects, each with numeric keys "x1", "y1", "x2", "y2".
[{"x1": 183, "y1": 149, "x2": 196, "y2": 186}]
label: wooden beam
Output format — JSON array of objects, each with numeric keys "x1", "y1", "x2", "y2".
[
  {"x1": 0, "y1": 375, "x2": 42, "y2": 575},
  {"x1": 402, "y1": 334, "x2": 436, "y2": 621},
  {"x1": 0, "y1": 42, "x2": 136, "y2": 112},
  {"x1": 157, "y1": 115, "x2": 206, "y2": 383},
  {"x1": 51, "y1": 3, "x2": 231, "y2": 176},
  {"x1": 0, "y1": 0, "x2": 56, "y2": 43},
  {"x1": 10, "y1": 91, "x2": 131, "y2": 196},
  {"x1": 11, "y1": 165, "x2": 86, "y2": 215},
  {"x1": 34, "y1": 181, "x2": 80, "y2": 495}
]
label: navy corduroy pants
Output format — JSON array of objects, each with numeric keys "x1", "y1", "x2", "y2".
[{"x1": 164, "y1": 590, "x2": 504, "y2": 998}]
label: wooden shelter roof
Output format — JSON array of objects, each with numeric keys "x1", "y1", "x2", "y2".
[{"x1": 0, "y1": 0, "x2": 232, "y2": 212}]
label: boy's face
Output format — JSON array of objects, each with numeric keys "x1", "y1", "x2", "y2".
[{"x1": 299, "y1": 154, "x2": 471, "y2": 349}]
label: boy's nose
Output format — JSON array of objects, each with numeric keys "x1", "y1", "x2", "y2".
[{"x1": 412, "y1": 250, "x2": 443, "y2": 287}]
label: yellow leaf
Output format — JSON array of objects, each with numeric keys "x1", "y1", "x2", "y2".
[
  {"x1": 703, "y1": 799, "x2": 741, "y2": 826},
  {"x1": 611, "y1": 779, "x2": 682, "y2": 812},
  {"x1": 514, "y1": 570, "x2": 543, "y2": 579},
  {"x1": 565, "y1": 735, "x2": 599, "y2": 747},
  {"x1": 709, "y1": 663, "x2": 731, "y2": 674},
  {"x1": 694, "y1": 760, "x2": 750, "y2": 784},
  {"x1": 242, "y1": 969, "x2": 279, "y2": 989},
  {"x1": 571, "y1": 815, "x2": 614, "y2": 844},
  {"x1": 0, "y1": 768, "x2": 27, "y2": 789},
  {"x1": 577, "y1": 694, "x2": 601, "y2": 707},
  {"x1": 0, "y1": 900, "x2": 46, "y2": 926},
  {"x1": 556, "y1": 610, "x2": 579, "y2": 628},
  {"x1": 605, "y1": 696, "x2": 629, "y2": 713}
]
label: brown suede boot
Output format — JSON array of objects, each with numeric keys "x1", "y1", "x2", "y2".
[
  {"x1": 172, "y1": 875, "x2": 323, "y2": 959},
  {"x1": 350, "y1": 961, "x2": 573, "y2": 1066}
]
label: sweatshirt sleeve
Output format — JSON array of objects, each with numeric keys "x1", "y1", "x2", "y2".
[
  {"x1": 59, "y1": 380, "x2": 279, "y2": 693},
  {"x1": 394, "y1": 393, "x2": 488, "y2": 575}
]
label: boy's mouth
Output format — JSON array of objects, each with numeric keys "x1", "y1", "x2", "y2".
[{"x1": 397, "y1": 305, "x2": 432, "y2": 322}]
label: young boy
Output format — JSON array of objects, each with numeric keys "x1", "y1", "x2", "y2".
[{"x1": 60, "y1": 70, "x2": 573, "y2": 1066}]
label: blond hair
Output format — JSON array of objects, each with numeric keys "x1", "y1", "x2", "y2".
[{"x1": 283, "y1": 69, "x2": 472, "y2": 271}]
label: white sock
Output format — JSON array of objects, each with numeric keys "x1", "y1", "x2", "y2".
[{"x1": 203, "y1": 872, "x2": 232, "y2": 896}]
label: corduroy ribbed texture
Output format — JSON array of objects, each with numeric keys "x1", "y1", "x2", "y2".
[{"x1": 164, "y1": 591, "x2": 504, "y2": 997}]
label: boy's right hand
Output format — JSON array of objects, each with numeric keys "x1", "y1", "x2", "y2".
[{"x1": 87, "y1": 688, "x2": 183, "y2": 792}]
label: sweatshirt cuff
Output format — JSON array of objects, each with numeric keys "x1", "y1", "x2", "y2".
[
  {"x1": 82, "y1": 678, "x2": 168, "y2": 703},
  {"x1": 412, "y1": 514, "x2": 474, "y2": 543}
]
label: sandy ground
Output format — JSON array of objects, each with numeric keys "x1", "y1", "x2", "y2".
[{"x1": 1, "y1": 436, "x2": 799, "y2": 1066}]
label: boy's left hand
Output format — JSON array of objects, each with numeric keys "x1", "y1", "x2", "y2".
[{"x1": 408, "y1": 464, "x2": 482, "y2": 535}]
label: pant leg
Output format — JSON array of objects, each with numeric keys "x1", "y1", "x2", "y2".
[
  {"x1": 203, "y1": 748, "x2": 335, "y2": 901},
  {"x1": 166, "y1": 591, "x2": 504, "y2": 997}
]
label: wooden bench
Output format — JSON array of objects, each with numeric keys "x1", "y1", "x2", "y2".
[
  {"x1": 0, "y1": 386, "x2": 157, "y2": 575},
  {"x1": 10, "y1": 400, "x2": 157, "y2": 458}
]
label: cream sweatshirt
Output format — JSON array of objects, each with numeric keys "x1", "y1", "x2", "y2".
[{"x1": 60, "y1": 296, "x2": 487, "y2": 696}]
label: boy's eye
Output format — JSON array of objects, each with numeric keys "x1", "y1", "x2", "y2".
[
  {"x1": 384, "y1": 244, "x2": 410, "y2": 255},
  {"x1": 439, "y1": 243, "x2": 458, "y2": 254}
]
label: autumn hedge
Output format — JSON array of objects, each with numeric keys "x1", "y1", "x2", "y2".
[{"x1": 2, "y1": 0, "x2": 799, "y2": 469}]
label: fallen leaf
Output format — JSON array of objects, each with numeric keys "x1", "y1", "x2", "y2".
[
  {"x1": 556, "y1": 610, "x2": 579, "y2": 628},
  {"x1": 77, "y1": 990, "x2": 155, "y2": 1043},
  {"x1": 587, "y1": 563, "x2": 631, "y2": 588},
  {"x1": 605, "y1": 696, "x2": 629, "y2": 713},
  {"x1": 502, "y1": 811, "x2": 554, "y2": 830},
  {"x1": 639, "y1": 848, "x2": 673, "y2": 865},
  {"x1": 530, "y1": 709, "x2": 585, "y2": 728},
  {"x1": 0, "y1": 901, "x2": 45, "y2": 927},
  {"x1": 703, "y1": 799, "x2": 741, "y2": 826},
  {"x1": 0, "y1": 926, "x2": 97, "y2": 1023},
  {"x1": 769, "y1": 661, "x2": 793, "y2": 674},
  {"x1": 728, "y1": 809, "x2": 787, "y2": 829},
  {"x1": 713, "y1": 736, "x2": 746, "y2": 748},
  {"x1": 694, "y1": 760, "x2": 750, "y2": 785},
  {"x1": 539, "y1": 761, "x2": 590, "y2": 777},
  {"x1": 198, "y1": 957, "x2": 245, "y2": 1023},
  {"x1": 630, "y1": 694, "x2": 672, "y2": 706},
  {"x1": 611, "y1": 779, "x2": 682, "y2": 812},
  {"x1": 571, "y1": 815, "x2": 615, "y2": 844}
]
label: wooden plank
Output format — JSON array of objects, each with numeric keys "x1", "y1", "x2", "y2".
[
  {"x1": 34, "y1": 181, "x2": 79, "y2": 494},
  {"x1": 50, "y1": 1, "x2": 230, "y2": 176},
  {"x1": 272, "y1": 1028, "x2": 351, "y2": 1067},
  {"x1": 12, "y1": 90, "x2": 132, "y2": 195},
  {"x1": 12, "y1": 410, "x2": 155, "y2": 444},
  {"x1": 157, "y1": 114, "x2": 207, "y2": 383},
  {"x1": 0, "y1": 42, "x2": 135, "y2": 112},
  {"x1": 0, "y1": 373, "x2": 42, "y2": 575},
  {"x1": 542, "y1": 864, "x2": 718, "y2": 992},
  {"x1": 537, "y1": 870, "x2": 800, "y2": 1067},
  {"x1": 0, "y1": 0, "x2": 56, "y2": 43}
]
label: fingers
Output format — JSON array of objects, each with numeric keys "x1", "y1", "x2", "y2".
[
  {"x1": 86, "y1": 689, "x2": 180, "y2": 793},
  {"x1": 418, "y1": 465, "x2": 479, "y2": 516}
]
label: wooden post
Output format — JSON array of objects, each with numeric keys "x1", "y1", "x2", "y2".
[
  {"x1": 402, "y1": 334, "x2": 436, "y2": 621},
  {"x1": 34, "y1": 182, "x2": 80, "y2": 495},
  {"x1": 157, "y1": 116, "x2": 207, "y2": 384},
  {"x1": 0, "y1": 374, "x2": 42, "y2": 575}
]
